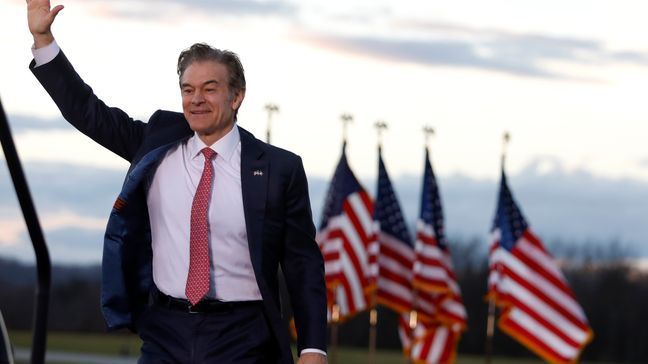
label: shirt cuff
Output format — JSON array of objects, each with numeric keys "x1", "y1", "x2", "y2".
[
  {"x1": 32, "y1": 40, "x2": 60, "y2": 67},
  {"x1": 300, "y1": 348, "x2": 327, "y2": 356}
]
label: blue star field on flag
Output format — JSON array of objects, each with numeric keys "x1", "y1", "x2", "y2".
[
  {"x1": 492, "y1": 170, "x2": 529, "y2": 251},
  {"x1": 319, "y1": 142, "x2": 364, "y2": 230},
  {"x1": 419, "y1": 148, "x2": 447, "y2": 250},
  {"x1": 374, "y1": 147, "x2": 413, "y2": 247}
]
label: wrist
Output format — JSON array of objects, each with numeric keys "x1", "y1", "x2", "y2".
[{"x1": 32, "y1": 33, "x2": 54, "y2": 49}]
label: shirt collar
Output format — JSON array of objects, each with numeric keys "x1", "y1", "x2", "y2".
[{"x1": 189, "y1": 125, "x2": 240, "y2": 162}]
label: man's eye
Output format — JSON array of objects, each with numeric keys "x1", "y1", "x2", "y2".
[
  {"x1": 182, "y1": 89, "x2": 193, "y2": 95},
  {"x1": 205, "y1": 88, "x2": 216, "y2": 93}
]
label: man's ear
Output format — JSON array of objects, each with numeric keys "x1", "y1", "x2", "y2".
[{"x1": 231, "y1": 88, "x2": 246, "y2": 110}]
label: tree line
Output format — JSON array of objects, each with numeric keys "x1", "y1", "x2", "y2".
[{"x1": 1, "y1": 239, "x2": 647, "y2": 362}]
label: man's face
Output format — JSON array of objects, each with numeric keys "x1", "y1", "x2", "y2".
[{"x1": 180, "y1": 60, "x2": 244, "y2": 145}]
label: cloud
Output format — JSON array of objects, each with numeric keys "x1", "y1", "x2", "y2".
[
  {"x1": 0, "y1": 226, "x2": 104, "y2": 265},
  {"x1": 5, "y1": 114, "x2": 73, "y2": 133},
  {"x1": 301, "y1": 21, "x2": 648, "y2": 79},
  {"x1": 41, "y1": 211, "x2": 107, "y2": 230},
  {"x1": 45, "y1": 227, "x2": 104, "y2": 264},
  {"x1": 2, "y1": 115, "x2": 128, "y2": 169},
  {"x1": 0, "y1": 216, "x2": 24, "y2": 246},
  {"x1": 94, "y1": 0, "x2": 296, "y2": 19},
  {"x1": 0, "y1": 210, "x2": 106, "y2": 255},
  {"x1": 312, "y1": 156, "x2": 648, "y2": 257},
  {"x1": 55, "y1": 1, "x2": 648, "y2": 80},
  {"x1": 0, "y1": 161, "x2": 122, "y2": 263},
  {"x1": 173, "y1": 0, "x2": 295, "y2": 15},
  {"x1": 2, "y1": 157, "x2": 648, "y2": 263},
  {"x1": 0, "y1": 161, "x2": 124, "y2": 216},
  {"x1": 639, "y1": 158, "x2": 648, "y2": 169},
  {"x1": 0, "y1": 159, "x2": 120, "y2": 259}
]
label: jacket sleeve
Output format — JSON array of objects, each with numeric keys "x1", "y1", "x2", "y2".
[
  {"x1": 280, "y1": 156, "x2": 328, "y2": 354},
  {"x1": 30, "y1": 51, "x2": 146, "y2": 162}
]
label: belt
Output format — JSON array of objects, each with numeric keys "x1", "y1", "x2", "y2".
[{"x1": 153, "y1": 292, "x2": 261, "y2": 314}]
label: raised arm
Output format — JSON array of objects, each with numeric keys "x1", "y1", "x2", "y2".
[
  {"x1": 27, "y1": 0, "x2": 64, "y2": 48},
  {"x1": 27, "y1": 0, "x2": 147, "y2": 161}
]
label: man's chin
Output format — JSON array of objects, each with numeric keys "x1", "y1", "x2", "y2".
[
  {"x1": 187, "y1": 120, "x2": 211, "y2": 131},
  {"x1": 188, "y1": 123, "x2": 235, "y2": 140}
]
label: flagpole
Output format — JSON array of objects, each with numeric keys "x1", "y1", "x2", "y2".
[
  {"x1": 485, "y1": 132, "x2": 510, "y2": 364},
  {"x1": 264, "y1": 103, "x2": 279, "y2": 144},
  {"x1": 369, "y1": 120, "x2": 388, "y2": 364},
  {"x1": 500, "y1": 132, "x2": 510, "y2": 170},
  {"x1": 375, "y1": 121, "x2": 387, "y2": 148},
  {"x1": 328, "y1": 114, "x2": 351, "y2": 364},
  {"x1": 423, "y1": 126, "x2": 434, "y2": 149},
  {"x1": 341, "y1": 113, "x2": 353, "y2": 143},
  {"x1": 404, "y1": 126, "x2": 434, "y2": 363},
  {"x1": 408, "y1": 299, "x2": 418, "y2": 364},
  {"x1": 485, "y1": 298, "x2": 496, "y2": 364},
  {"x1": 368, "y1": 307, "x2": 378, "y2": 364},
  {"x1": 330, "y1": 301, "x2": 340, "y2": 364}
]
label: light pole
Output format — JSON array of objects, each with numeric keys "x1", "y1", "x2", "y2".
[{"x1": 264, "y1": 103, "x2": 279, "y2": 144}]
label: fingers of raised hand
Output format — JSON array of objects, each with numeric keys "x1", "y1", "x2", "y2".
[{"x1": 27, "y1": 0, "x2": 52, "y2": 10}]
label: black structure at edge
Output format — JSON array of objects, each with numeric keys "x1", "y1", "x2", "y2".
[{"x1": 0, "y1": 98, "x2": 51, "y2": 364}]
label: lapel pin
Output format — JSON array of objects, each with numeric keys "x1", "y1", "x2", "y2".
[{"x1": 253, "y1": 170, "x2": 264, "y2": 176}]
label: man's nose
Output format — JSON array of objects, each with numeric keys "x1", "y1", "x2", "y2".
[{"x1": 191, "y1": 91, "x2": 205, "y2": 104}]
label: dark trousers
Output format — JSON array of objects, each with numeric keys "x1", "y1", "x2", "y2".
[{"x1": 137, "y1": 300, "x2": 279, "y2": 364}]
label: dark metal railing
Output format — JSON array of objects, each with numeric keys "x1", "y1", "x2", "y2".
[{"x1": 0, "y1": 98, "x2": 51, "y2": 364}]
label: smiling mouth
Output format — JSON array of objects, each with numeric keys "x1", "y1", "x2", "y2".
[{"x1": 191, "y1": 110, "x2": 211, "y2": 115}]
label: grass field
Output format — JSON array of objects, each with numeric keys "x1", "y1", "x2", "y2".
[
  {"x1": 8, "y1": 330, "x2": 547, "y2": 364},
  {"x1": 9, "y1": 330, "x2": 140, "y2": 357}
]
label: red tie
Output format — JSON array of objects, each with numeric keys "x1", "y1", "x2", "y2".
[{"x1": 186, "y1": 147, "x2": 217, "y2": 305}]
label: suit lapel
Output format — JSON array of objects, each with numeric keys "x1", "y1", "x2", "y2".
[
  {"x1": 239, "y1": 126, "x2": 268, "y2": 271},
  {"x1": 121, "y1": 117, "x2": 192, "y2": 204},
  {"x1": 119, "y1": 138, "x2": 187, "y2": 204}
]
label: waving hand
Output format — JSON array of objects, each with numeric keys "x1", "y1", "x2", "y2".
[{"x1": 27, "y1": 0, "x2": 64, "y2": 48}]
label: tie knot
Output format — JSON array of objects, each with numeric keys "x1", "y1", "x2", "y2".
[{"x1": 201, "y1": 147, "x2": 216, "y2": 161}]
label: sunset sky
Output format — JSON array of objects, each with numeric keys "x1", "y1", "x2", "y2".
[{"x1": 2, "y1": 0, "x2": 648, "y2": 263}]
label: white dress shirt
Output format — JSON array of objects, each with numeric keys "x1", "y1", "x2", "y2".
[
  {"x1": 147, "y1": 126, "x2": 262, "y2": 301},
  {"x1": 32, "y1": 39, "x2": 59, "y2": 66}
]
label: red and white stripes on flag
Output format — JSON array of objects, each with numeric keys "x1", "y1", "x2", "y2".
[
  {"x1": 414, "y1": 220, "x2": 467, "y2": 328},
  {"x1": 318, "y1": 189, "x2": 377, "y2": 320},
  {"x1": 412, "y1": 148, "x2": 466, "y2": 328},
  {"x1": 488, "y1": 171, "x2": 593, "y2": 364},
  {"x1": 374, "y1": 217, "x2": 466, "y2": 331},
  {"x1": 398, "y1": 313, "x2": 461, "y2": 364},
  {"x1": 414, "y1": 220, "x2": 458, "y2": 292},
  {"x1": 396, "y1": 147, "x2": 466, "y2": 363},
  {"x1": 374, "y1": 149, "x2": 416, "y2": 315},
  {"x1": 376, "y1": 231, "x2": 415, "y2": 313},
  {"x1": 318, "y1": 143, "x2": 378, "y2": 321}
]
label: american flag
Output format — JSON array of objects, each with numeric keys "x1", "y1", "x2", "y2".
[
  {"x1": 374, "y1": 148, "x2": 415, "y2": 314},
  {"x1": 413, "y1": 148, "x2": 467, "y2": 328},
  {"x1": 397, "y1": 148, "x2": 465, "y2": 364},
  {"x1": 317, "y1": 142, "x2": 378, "y2": 321},
  {"x1": 398, "y1": 313, "x2": 461, "y2": 364},
  {"x1": 488, "y1": 170, "x2": 593, "y2": 363}
]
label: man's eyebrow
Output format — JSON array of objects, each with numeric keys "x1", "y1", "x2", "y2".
[{"x1": 180, "y1": 80, "x2": 219, "y2": 88}]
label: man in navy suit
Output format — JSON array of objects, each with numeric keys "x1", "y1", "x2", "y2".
[{"x1": 27, "y1": 1, "x2": 327, "y2": 363}]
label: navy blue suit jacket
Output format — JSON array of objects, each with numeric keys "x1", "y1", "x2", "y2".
[{"x1": 31, "y1": 51, "x2": 327, "y2": 362}]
